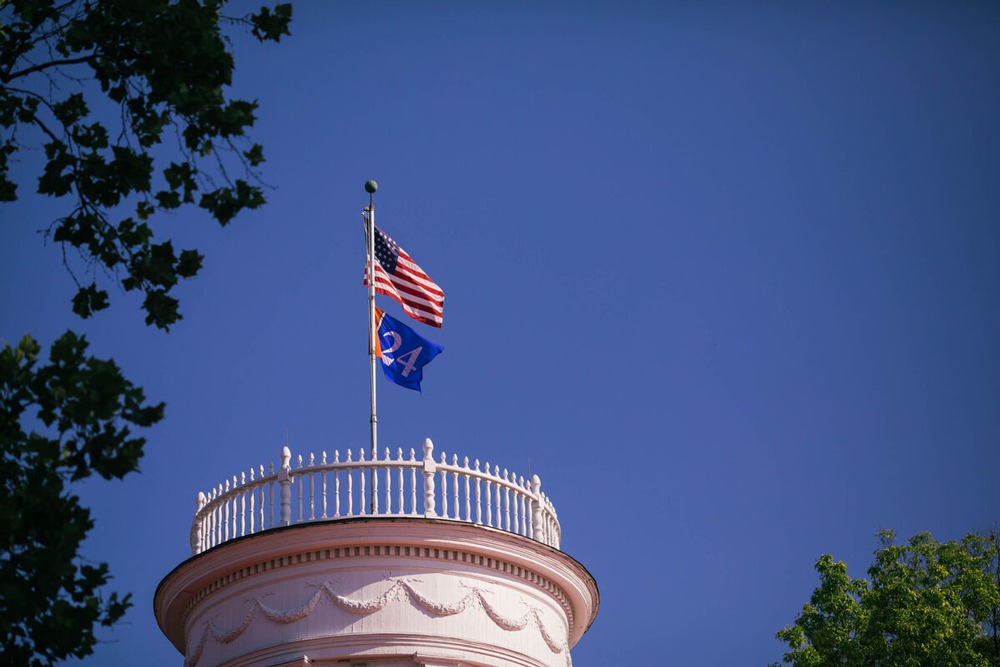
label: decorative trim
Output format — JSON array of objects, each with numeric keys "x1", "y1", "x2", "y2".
[
  {"x1": 185, "y1": 576, "x2": 571, "y2": 667},
  {"x1": 182, "y1": 540, "x2": 575, "y2": 633}
]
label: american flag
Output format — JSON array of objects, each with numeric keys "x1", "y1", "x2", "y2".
[{"x1": 365, "y1": 222, "x2": 444, "y2": 327}]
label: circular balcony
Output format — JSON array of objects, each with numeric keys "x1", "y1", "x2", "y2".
[{"x1": 154, "y1": 439, "x2": 598, "y2": 667}]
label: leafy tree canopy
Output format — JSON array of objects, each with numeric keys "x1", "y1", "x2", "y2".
[
  {"x1": 1, "y1": 0, "x2": 292, "y2": 329},
  {"x1": 772, "y1": 529, "x2": 1000, "y2": 667},
  {"x1": 1, "y1": 1, "x2": 291, "y2": 664},
  {"x1": 0, "y1": 332, "x2": 164, "y2": 665}
]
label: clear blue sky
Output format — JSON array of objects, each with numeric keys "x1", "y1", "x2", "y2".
[{"x1": 2, "y1": 2, "x2": 999, "y2": 665}]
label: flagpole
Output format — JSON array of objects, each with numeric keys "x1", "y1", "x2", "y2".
[{"x1": 365, "y1": 180, "x2": 378, "y2": 472}]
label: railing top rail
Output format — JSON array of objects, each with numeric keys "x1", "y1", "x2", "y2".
[{"x1": 190, "y1": 438, "x2": 562, "y2": 555}]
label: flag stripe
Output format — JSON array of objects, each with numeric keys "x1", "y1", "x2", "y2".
[
  {"x1": 396, "y1": 254, "x2": 445, "y2": 295},
  {"x1": 374, "y1": 290, "x2": 442, "y2": 326},
  {"x1": 372, "y1": 281, "x2": 441, "y2": 314},
  {"x1": 364, "y1": 223, "x2": 444, "y2": 327},
  {"x1": 372, "y1": 268, "x2": 444, "y2": 308},
  {"x1": 368, "y1": 276, "x2": 444, "y2": 324},
  {"x1": 373, "y1": 265, "x2": 443, "y2": 302},
  {"x1": 369, "y1": 265, "x2": 444, "y2": 309}
]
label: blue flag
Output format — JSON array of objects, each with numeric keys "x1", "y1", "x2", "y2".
[{"x1": 374, "y1": 307, "x2": 443, "y2": 392}]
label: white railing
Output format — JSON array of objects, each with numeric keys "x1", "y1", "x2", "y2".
[{"x1": 190, "y1": 438, "x2": 561, "y2": 554}]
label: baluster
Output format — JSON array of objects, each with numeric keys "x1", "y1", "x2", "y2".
[
  {"x1": 215, "y1": 485, "x2": 223, "y2": 543},
  {"x1": 266, "y1": 479, "x2": 272, "y2": 530},
  {"x1": 519, "y1": 476, "x2": 527, "y2": 535},
  {"x1": 246, "y1": 469, "x2": 254, "y2": 534},
  {"x1": 206, "y1": 491, "x2": 213, "y2": 549},
  {"x1": 503, "y1": 469, "x2": 511, "y2": 531},
  {"x1": 397, "y1": 448, "x2": 405, "y2": 515},
  {"x1": 463, "y1": 457, "x2": 471, "y2": 522},
  {"x1": 511, "y1": 473, "x2": 519, "y2": 534},
  {"x1": 239, "y1": 472, "x2": 247, "y2": 536},
  {"x1": 510, "y1": 472, "x2": 521, "y2": 534},
  {"x1": 223, "y1": 479, "x2": 231, "y2": 541},
  {"x1": 410, "y1": 448, "x2": 418, "y2": 514},
  {"x1": 213, "y1": 487, "x2": 220, "y2": 547},
  {"x1": 279, "y1": 447, "x2": 292, "y2": 526},
  {"x1": 359, "y1": 448, "x2": 367, "y2": 515},
  {"x1": 494, "y1": 466, "x2": 502, "y2": 528},
  {"x1": 422, "y1": 439, "x2": 436, "y2": 517},
  {"x1": 530, "y1": 475, "x2": 543, "y2": 542},
  {"x1": 517, "y1": 476, "x2": 531, "y2": 535},
  {"x1": 214, "y1": 484, "x2": 224, "y2": 544},
  {"x1": 510, "y1": 484, "x2": 518, "y2": 534},
  {"x1": 522, "y1": 475, "x2": 530, "y2": 535},
  {"x1": 201, "y1": 491, "x2": 214, "y2": 551},
  {"x1": 544, "y1": 494, "x2": 553, "y2": 544},
  {"x1": 226, "y1": 478, "x2": 233, "y2": 540},
  {"x1": 304, "y1": 453, "x2": 312, "y2": 520},
  {"x1": 195, "y1": 492, "x2": 205, "y2": 553},
  {"x1": 513, "y1": 473, "x2": 520, "y2": 534},
  {"x1": 206, "y1": 488, "x2": 213, "y2": 548},
  {"x1": 223, "y1": 483, "x2": 230, "y2": 542},
  {"x1": 257, "y1": 464, "x2": 264, "y2": 530},
  {"x1": 218, "y1": 485, "x2": 225, "y2": 545},
  {"x1": 383, "y1": 448, "x2": 392, "y2": 514},
  {"x1": 295, "y1": 455, "x2": 303, "y2": 522},
  {"x1": 268, "y1": 462, "x2": 275, "y2": 527},
  {"x1": 485, "y1": 463, "x2": 493, "y2": 527},
  {"x1": 333, "y1": 450, "x2": 341, "y2": 517},
  {"x1": 321, "y1": 451, "x2": 328, "y2": 519},
  {"x1": 371, "y1": 447, "x2": 379, "y2": 514},
  {"x1": 474, "y1": 460, "x2": 482, "y2": 525},
  {"x1": 193, "y1": 492, "x2": 206, "y2": 554},
  {"x1": 220, "y1": 485, "x2": 226, "y2": 543},
  {"x1": 346, "y1": 449, "x2": 354, "y2": 516},
  {"x1": 451, "y1": 454, "x2": 459, "y2": 520},
  {"x1": 228, "y1": 485, "x2": 235, "y2": 541},
  {"x1": 439, "y1": 452, "x2": 448, "y2": 519},
  {"x1": 232, "y1": 476, "x2": 239, "y2": 537},
  {"x1": 203, "y1": 493, "x2": 210, "y2": 551}
]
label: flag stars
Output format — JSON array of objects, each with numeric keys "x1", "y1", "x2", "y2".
[
  {"x1": 364, "y1": 224, "x2": 444, "y2": 327},
  {"x1": 373, "y1": 228, "x2": 400, "y2": 274}
]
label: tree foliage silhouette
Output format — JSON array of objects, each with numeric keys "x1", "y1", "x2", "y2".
[{"x1": 0, "y1": 1, "x2": 291, "y2": 664}]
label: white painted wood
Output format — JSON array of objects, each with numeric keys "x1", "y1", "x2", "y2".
[
  {"x1": 189, "y1": 441, "x2": 562, "y2": 555},
  {"x1": 156, "y1": 519, "x2": 598, "y2": 667}
]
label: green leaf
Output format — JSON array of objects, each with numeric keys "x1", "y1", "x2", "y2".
[
  {"x1": 71, "y1": 284, "x2": 110, "y2": 319},
  {"x1": 244, "y1": 143, "x2": 265, "y2": 166},
  {"x1": 772, "y1": 529, "x2": 1000, "y2": 667},
  {"x1": 111, "y1": 146, "x2": 153, "y2": 193},
  {"x1": 176, "y1": 249, "x2": 203, "y2": 278},
  {"x1": 142, "y1": 290, "x2": 181, "y2": 330},
  {"x1": 154, "y1": 190, "x2": 181, "y2": 209},
  {"x1": 37, "y1": 141, "x2": 75, "y2": 197},
  {"x1": 199, "y1": 180, "x2": 264, "y2": 226},
  {"x1": 51, "y1": 93, "x2": 89, "y2": 125},
  {"x1": 250, "y1": 4, "x2": 293, "y2": 42}
]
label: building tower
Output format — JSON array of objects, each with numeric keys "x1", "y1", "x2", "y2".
[{"x1": 154, "y1": 439, "x2": 599, "y2": 667}]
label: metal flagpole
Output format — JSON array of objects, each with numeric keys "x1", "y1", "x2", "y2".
[{"x1": 365, "y1": 180, "x2": 378, "y2": 474}]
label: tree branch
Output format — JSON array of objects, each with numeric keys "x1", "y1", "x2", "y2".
[{"x1": 5, "y1": 54, "x2": 97, "y2": 83}]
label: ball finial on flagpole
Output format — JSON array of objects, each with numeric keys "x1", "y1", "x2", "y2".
[{"x1": 365, "y1": 179, "x2": 378, "y2": 194}]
